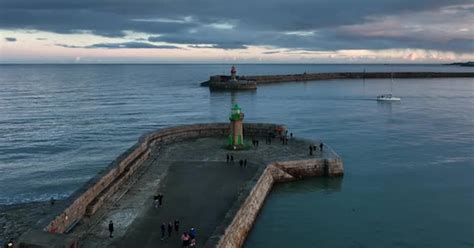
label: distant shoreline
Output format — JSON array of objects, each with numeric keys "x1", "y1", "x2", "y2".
[{"x1": 445, "y1": 61, "x2": 474, "y2": 67}]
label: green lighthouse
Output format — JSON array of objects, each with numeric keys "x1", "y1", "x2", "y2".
[{"x1": 228, "y1": 104, "x2": 245, "y2": 149}]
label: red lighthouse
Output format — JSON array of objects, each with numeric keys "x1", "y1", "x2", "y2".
[{"x1": 230, "y1": 65, "x2": 237, "y2": 81}]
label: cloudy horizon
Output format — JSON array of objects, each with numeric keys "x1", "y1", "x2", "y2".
[{"x1": 0, "y1": 0, "x2": 473, "y2": 63}]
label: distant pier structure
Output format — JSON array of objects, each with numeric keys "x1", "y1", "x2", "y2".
[
  {"x1": 206, "y1": 66, "x2": 257, "y2": 90},
  {"x1": 201, "y1": 70, "x2": 474, "y2": 90}
]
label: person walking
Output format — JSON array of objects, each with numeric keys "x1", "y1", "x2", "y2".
[
  {"x1": 244, "y1": 159, "x2": 247, "y2": 167},
  {"x1": 168, "y1": 222, "x2": 173, "y2": 237},
  {"x1": 239, "y1": 159, "x2": 243, "y2": 167},
  {"x1": 161, "y1": 222, "x2": 166, "y2": 240},
  {"x1": 174, "y1": 220, "x2": 180, "y2": 233},
  {"x1": 230, "y1": 155, "x2": 234, "y2": 162},
  {"x1": 309, "y1": 145, "x2": 313, "y2": 156},
  {"x1": 320, "y1": 143, "x2": 324, "y2": 152},
  {"x1": 108, "y1": 220, "x2": 114, "y2": 238},
  {"x1": 226, "y1": 154, "x2": 229, "y2": 163}
]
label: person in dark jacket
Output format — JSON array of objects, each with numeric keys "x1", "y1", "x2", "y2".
[
  {"x1": 174, "y1": 220, "x2": 180, "y2": 233},
  {"x1": 161, "y1": 222, "x2": 166, "y2": 240},
  {"x1": 168, "y1": 222, "x2": 173, "y2": 237},
  {"x1": 189, "y1": 227, "x2": 196, "y2": 239},
  {"x1": 320, "y1": 143, "x2": 324, "y2": 152},
  {"x1": 108, "y1": 220, "x2": 114, "y2": 238},
  {"x1": 157, "y1": 193, "x2": 163, "y2": 206}
]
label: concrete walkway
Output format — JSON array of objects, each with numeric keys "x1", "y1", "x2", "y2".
[
  {"x1": 79, "y1": 137, "x2": 334, "y2": 247},
  {"x1": 111, "y1": 161, "x2": 258, "y2": 248}
]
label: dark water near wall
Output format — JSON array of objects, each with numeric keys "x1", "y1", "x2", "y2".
[{"x1": 0, "y1": 64, "x2": 473, "y2": 247}]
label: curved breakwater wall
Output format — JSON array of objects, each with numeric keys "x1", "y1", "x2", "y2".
[
  {"x1": 19, "y1": 122, "x2": 343, "y2": 247},
  {"x1": 201, "y1": 72, "x2": 474, "y2": 86},
  {"x1": 43, "y1": 123, "x2": 282, "y2": 234}
]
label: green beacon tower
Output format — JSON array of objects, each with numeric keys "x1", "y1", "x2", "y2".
[{"x1": 228, "y1": 104, "x2": 245, "y2": 149}]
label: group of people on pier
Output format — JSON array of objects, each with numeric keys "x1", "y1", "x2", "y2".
[
  {"x1": 226, "y1": 154, "x2": 248, "y2": 167},
  {"x1": 309, "y1": 143, "x2": 324, "y2": 156},
  {"x1": 160, "y1": 221, "x2": 197, "y2": 247},
  {"x1": 151, "y1": 193, "x2": 197, "y2": 247}
]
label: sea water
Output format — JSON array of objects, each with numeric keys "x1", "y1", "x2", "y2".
[{"x1": 0, "y1": 64, "x2": 472, "y2": 247}]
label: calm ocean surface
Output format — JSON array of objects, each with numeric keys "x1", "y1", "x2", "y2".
[{"x1": 0, "y1": 64, "x2": 473, "y2": 247}]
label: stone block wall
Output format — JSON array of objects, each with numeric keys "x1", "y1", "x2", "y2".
[
  {"x1": 215, "y1": 165, "x2": 277, "y2": 248},
  {"x1": 276, "y1": 158, "x2": 344, "y2": 178},
  {"x1": 35, "y1": 123, "x2": 285, "y2": 238}
]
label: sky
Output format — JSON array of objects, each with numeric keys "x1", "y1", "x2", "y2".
[{"x1": 0, "y1": 0, "x2": 473, "y2": 63}]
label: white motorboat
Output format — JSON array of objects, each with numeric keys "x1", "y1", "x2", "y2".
[{"x1": 377, "y1": 72, "x2": 401, "y2": 101}]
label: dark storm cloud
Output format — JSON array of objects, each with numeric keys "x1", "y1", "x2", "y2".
[
  {"x1": 1, "y1": 0, "x2": 473, "y2": 52},
  {"x1": 5, "y1": 37, "x2": 16, "y2": 42},
  {"x1": 56, "y1": 42, "x2": 180, "y2": 49}
]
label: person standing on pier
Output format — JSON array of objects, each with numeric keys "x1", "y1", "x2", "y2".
[
  {"x1": 157, "y1": 193, "x2": 163, "y2": 206},
  {"x1": 189, "y1": 227, "x2": 196, "y2": 239},
  {"x1": 320, "y1": 143, "x2": 324, "y2": 152},
  {"x1": 108, "y1": 220, "x2": 114, "y2": 238},
  {"x1": 168, "y1": 222, "x2": 173, "y2": 237},
  {"x1": 161, "y1": 222, "x2": 166, "y2": 240},
  {"x1": 181, "y1": 232, "x2": 190, "y2": 247},
  {"x1": 309, "y1": 145, "x2": 313, "y2": 156},
  {"x1": 174, "y1": 220, "x2": 180, "y2": 233}
]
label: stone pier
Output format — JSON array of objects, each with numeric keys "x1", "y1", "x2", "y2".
[
  {"x1": 201, "y1": 72, "x2": 474, "y2": 89},
  {"x1": 17, "y1": 123, "x2": 343, "y2": 248}
]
